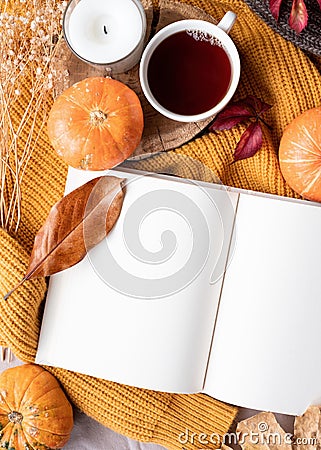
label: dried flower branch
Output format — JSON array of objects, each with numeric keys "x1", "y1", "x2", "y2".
[{"x1": 0, "y1": 0, "x2": 68, "y2": 233}]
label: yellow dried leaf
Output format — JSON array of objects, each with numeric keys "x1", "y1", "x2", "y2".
[
  {"x1": 236, "y1": 412, "x2": 290, "y2": 450},
  {"x1": 293, "y1": 405, "x2": 321, "y2": 449}
]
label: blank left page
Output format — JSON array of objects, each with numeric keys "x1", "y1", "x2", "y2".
[{"x1": 36, "y1": 167, "x2": 238, "y2": 393}]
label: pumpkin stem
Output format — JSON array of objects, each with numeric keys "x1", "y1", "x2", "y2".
[
  {"x1": 8, "y1": 411, "x2": 23, "y2": 424},
  {"x1": 90, "y1": 110, "x2": 107, "y2": 126}
]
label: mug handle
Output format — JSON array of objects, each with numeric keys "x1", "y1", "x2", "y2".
[{"x1": 217, "y1": 11, "x2": 237, "y2": 34}]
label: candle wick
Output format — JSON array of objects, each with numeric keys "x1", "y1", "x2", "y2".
[{"x1": 103, "y1": 25, "x2": 108, "y2": 35}]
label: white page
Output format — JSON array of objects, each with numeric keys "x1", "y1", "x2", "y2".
[
  {"x1": 204, "y1": 193, "x2": 321, "y2": 415},
  {"x1": 36, "y1": 167, "x2": 238, "y2": 393}
]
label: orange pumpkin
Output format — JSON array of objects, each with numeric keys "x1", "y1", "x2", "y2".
[
  {"x1": 47, "y1": 77, "x2": 144, "y2": 170},
  {"x1": 0, "y1": 364, "x2": 73, "y2": 450},
  {"x1": 279, "y1": 107, "x2": 321, "y2": 201}
]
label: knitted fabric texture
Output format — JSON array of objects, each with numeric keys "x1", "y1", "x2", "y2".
[
  {"x1": 0, "y1": 0, "x2": 321, "y2": 449},
  {"x1": 244, "y1": 0, "x2": 321, "y2": 56}
]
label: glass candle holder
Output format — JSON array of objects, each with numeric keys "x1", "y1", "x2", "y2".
[{"x1": 63, "y1": 0, "x2": 147, "y2": 74}]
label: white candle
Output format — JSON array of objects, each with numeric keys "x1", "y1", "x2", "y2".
[{"x1": 64, "y1": 0, "x2": 146, "y2": 72}]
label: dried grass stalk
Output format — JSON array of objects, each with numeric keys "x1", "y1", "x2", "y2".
[{"x1": 0, "y1": 0, "x2": 68, "y2": 233}]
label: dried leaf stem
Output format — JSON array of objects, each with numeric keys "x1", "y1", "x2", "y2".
[{"x1": 4, "y1": 176, "x2": 125, "y2": 300}]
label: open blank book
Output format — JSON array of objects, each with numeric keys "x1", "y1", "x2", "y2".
[{"x1": 36, "y1": 167, "x2": 321, "y2": 416}]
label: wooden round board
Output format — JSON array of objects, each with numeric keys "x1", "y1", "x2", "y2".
[{"x1": 51, "y1": 0, "x2": 218, "y2": 160}]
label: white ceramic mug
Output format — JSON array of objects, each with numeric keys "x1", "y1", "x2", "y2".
[{"x1": 139, "y1": 12, "x2": 240, "y2": 122}]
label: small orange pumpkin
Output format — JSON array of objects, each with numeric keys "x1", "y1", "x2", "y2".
[
  {"x1": 47, "y1": 77, "x2": 144, "y2": 170},
  {"x1": 0, "y1": 364, "x2": 73, "y2": 450},
  {"x1": 279, "y1": 107, "x2": 321, "y2": 201}
]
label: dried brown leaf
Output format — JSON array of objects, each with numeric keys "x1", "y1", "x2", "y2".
[
  {"x1": 4, "y1": 176, "x2": 125, "y2": 299},
  {"x1": 294, "y1": 405, "x2": 321, "y2": 449},
  {"x1": 237, "y1": 412, "x2": 289, "y2": 450}
]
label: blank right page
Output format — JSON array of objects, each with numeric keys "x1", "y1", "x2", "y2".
[{"x1": 204, "y1": 193, "x2": 321, "y2": 415}]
